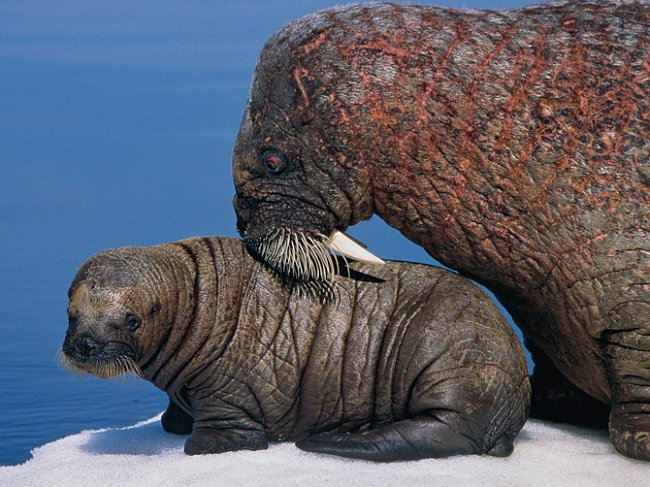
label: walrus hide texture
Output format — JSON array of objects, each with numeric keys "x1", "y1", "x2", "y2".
[{"x1": 61, "y1": 236, "x2": 530, "y2": 461}]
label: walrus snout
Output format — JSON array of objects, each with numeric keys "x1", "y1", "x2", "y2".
[
  {"x1": 233, "y1": 194, "x2": 254, "y2": 235},
  {"x1": 59, "y1": 332, "x2": 142, "y2": 378},
  {"x1": 235, "y1": 192, "x2": 335, "y2": 242},
  {"x1": 60, "y1": 314, "x2": 142, "y2": 378},
  {"x1": 61, "y1": 332, "x2": 105, "y2": 362},
  {"x1": 72, "y1": 335, "x2": 103, "y2": 358}
]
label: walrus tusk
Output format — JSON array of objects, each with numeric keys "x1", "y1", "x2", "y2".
[{"x1": 327, "y1": 231, "x2": 385, "y2": 265}]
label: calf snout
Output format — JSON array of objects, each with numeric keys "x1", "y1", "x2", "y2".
[{"x1": 72, "y1": 335, "x2": 103, "y2": 358}]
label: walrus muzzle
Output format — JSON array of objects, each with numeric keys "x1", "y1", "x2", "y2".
[
  {"x1": 235, "y1": 190, "x2": 382, "y2": 295},
  {"x1": 245, "y1": 228, "x2": 384, "y2": 298},
  {"x1": 60, "y1": 332, "x2": 141, "y2": 379}
]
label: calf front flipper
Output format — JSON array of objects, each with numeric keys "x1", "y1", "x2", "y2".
[
  {"x1": 295, "y1": 415, "x2": 486, "y2": 462},
  {"x1": 184, "y1": 427, "x2": 268, "y2": 455},
  {"x1": 161, "y1": 397, "x2": 193, "y2": 435}
]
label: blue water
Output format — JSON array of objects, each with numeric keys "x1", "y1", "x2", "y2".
[{"x1": 0, "y1": 0, "x2": 533, "y2": 466}]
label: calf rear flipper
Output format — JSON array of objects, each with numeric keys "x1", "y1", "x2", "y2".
[{"x1": 296, "y1": 415, "x2": 495, "y2": 462}]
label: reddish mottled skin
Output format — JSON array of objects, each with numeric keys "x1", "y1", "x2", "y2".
[{"x1": 232, "y1": 1, "x2": 650, "y2": 460}]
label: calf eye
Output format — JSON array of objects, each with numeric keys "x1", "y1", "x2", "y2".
[
  {"x1": 126, "y1": 316, "x2": 141, "y2": 332},
  {"x1": 261, "y1": 149, "x2": 287, "y2": 174}
]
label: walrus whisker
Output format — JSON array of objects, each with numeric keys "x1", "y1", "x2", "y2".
[
  {"x1": 248, "y1": 228, "x2": 337, "y2": 299},
  {"x1": 299, "y1": 234, "x2": 309, "y2": 277},
  {"x1": 292, "y1": 233, "x2": 305, "y2": 277},
  {"x1": 116, "y1": 357, "x2": 127, "y2": 378},
  {"x1": 58, "y1": 348, "x2": 142, "y2": 379},
  {"x1": 57, "y1": 349, "x2": 88, "y2": 377},
  {"x1": 125, "y1": 356, "x2": 143, "y2": 377},
  {"x1": 245, "y1": 227, "x2": 353, "y2": 300},
  {"x1": 301, "y1": 234, "x2": 319, "y2": 280},
  {"x1": 115, "y1": 355, "x2": 143, "y2": 378},
  {"x1": 130, "y1": 357, "x2": 142, "y2": 376},
  {"x1": 113, "y1": 355, "x2": 142, "y2": 378},
  {"x1": 243, "y1": 227, "x2": 376, "y2": 300},
  {"x1": 323, "y1": 236, "x2": 350, "y2": 279},
  {"x1": 313, "y1": 234, "x2": 336, "y2": 281}
]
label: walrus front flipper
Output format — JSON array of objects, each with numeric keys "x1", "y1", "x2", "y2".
[
  {"x1": 605, "y1": 327, "x2": 650, "y2": 461},
  {"x1": 296, "y1": 416, "x2": 480, "y2": 462},
  {"x1": 184, "y1": 428, "x2": 268, "y2": 456},
  {"x1": 161, "y1": 397, "x2": 193, "y2": 435}
]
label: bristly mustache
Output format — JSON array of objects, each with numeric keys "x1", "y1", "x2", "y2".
[
  {"x1": 57, "y1": 349, "x2": 143, "y2": 379},
  {"x1": 250, "y1": 228, "x2": 340, "y2": 300},
  {"x1": 246, "y1": 228, "x2": 386, "y2": 300}
]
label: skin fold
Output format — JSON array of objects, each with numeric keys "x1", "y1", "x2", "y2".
[
  {"x1": 231, "y1": 1, "x2": 650, "y2": 459},
  {"x1": 61, "y1": 236, "x2": 530, "y2": 461}
]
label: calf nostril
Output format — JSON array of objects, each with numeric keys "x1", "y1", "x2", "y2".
[{"x1": 75, "y1": 336, "x2": 100, "y2": 357}]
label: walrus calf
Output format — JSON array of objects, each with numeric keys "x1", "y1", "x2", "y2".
[
  {"x1": 61, "y1": 236, "x2": 530, "y2": 461},
  {"x1": 231, "y1": 0, "x2": 650, "y2": 459}
]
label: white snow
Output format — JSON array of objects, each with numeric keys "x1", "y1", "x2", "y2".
[{"x1": 1, "y1": 416, "x2": 648, "y2": 487}]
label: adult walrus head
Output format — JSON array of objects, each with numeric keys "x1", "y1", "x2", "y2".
[
  {"x1": 232, "y1": 5, "x2": 386, "y2": 291},
  {"x1": 232, "y1": 1, "x2": 650, "y2": 460},
  {"x1": 61, "y1": 236, "x2": 530, "y2": 461}
]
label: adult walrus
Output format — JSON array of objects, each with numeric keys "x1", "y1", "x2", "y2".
[
  {"x1": 231, "y1": 0, "x2": 650, "y2": 460},
  {"x1": 60, "y1": 236, "x2": 530, "y2": 461}
]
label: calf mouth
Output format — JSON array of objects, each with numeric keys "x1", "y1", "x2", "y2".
[{"x1": 59, "y1": 335, "x2": 141, "y2": 379}]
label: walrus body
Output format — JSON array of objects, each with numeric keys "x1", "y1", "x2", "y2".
[
  {"x1": 231, "y1": 1, "x2": 650, "y2": 459},
  {"x1": 61, "y1": 236, "x2": 530, "y2": 461}
]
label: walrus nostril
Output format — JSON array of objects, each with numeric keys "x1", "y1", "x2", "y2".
[
  {"x1": 236, "y1": 214, "x2": 248, "y2": 236},
  {"x1": 233, "y1": 195, "x2": 253, "y2": 235},
  {"x1": 75, "y1": 336, "x2": 101, "y2": 357}
]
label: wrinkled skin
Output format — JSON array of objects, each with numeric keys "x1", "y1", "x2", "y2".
[
  {"x1": 62, "y1": 237, "x2": 530, "y2": 461},
  {"x1": 232, "y1": 1, "x2": 650, "y2": 460}
]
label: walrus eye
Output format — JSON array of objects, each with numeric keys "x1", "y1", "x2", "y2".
[
  {"x1": 261, "y1": 149, "x2": 287, "y2": 174},
  {"x1": 126, "y1": 316, "x2": 141, "y2": 332}
]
